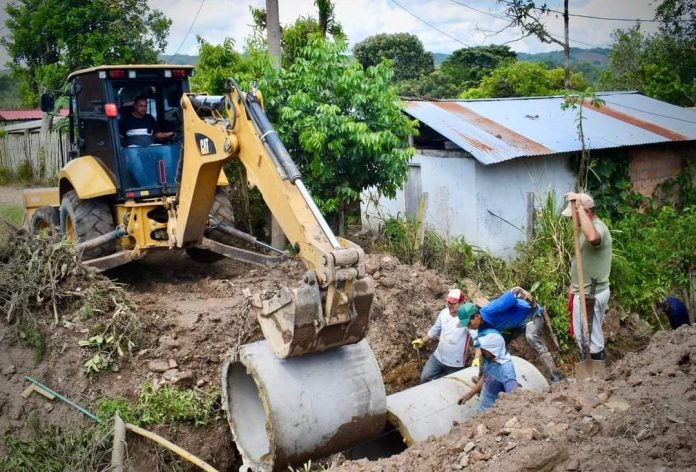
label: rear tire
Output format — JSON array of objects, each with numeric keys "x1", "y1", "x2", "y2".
[
  {"x1": 60, "y1": 190, "x2": 116, "y2": 260},
  {"x1": 30, "y1": 206, "x2": 60, "y2": 241},
  {"x1": 187, "y1": 187, "x2": 235, "y2": 263}
]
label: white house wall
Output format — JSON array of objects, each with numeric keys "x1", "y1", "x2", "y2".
[
  {"x1": 362, "y1": 151, "x2": 576, "y2": 259},
  {"x1": 362, "y1": 151, "x2": 477, "y2": 242},
  {"x1": 474, "y1": 154, "x2": 575, "y2": 258}
]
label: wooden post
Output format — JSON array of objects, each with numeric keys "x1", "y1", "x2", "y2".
[{"x1": 526, "y1": 192, "x2": 535, "y2": 241}]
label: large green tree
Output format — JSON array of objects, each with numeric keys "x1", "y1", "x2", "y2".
[
  {"x1": 462, "y1": 61, "x2": 588, "y2": 98},
  {"x1": 440, "y1": 45, "x2": 517, "y2": 90},
  {"x1": 600, "y1": 0, "x2": 695, "y2": 106},
  {"x1": 352, "y1": 33, "x2": 434, "y2": 82},
  {"x1": 192, "y1": 32, "x2": 417, "y2": 232},
  {"x1": 2, "y1": 0, "x2": 170, "y2": 105},
  {"x1": 270, "y1": 37, "x2": 417, "y2": 229}
]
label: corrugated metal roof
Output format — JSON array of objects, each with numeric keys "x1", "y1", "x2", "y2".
[
  {"x1": 0, "y1": 108, "x2": 69, "y2": 122},
  {"x1": 0, "y1": 109, "x2": 44, "y2": 121},
  {"x1": 403, "y1": 92, "x2": 696, "y2": 165}
]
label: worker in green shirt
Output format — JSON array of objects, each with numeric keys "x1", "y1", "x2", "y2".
[{"x1": 562, "y1": 192, "x2": 612, "y2": 361}]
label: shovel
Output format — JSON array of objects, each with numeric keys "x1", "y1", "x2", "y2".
[{"x1": 570, "y1": 200, "x2": 606, "y2": 380}]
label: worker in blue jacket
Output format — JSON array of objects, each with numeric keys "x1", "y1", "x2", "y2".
[{"x1": 463, "y1": 287, "x2": 562, "y2": 382}]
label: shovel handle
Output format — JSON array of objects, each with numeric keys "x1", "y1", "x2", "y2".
[{"x1": 570, "y1": 200, "x2": 590, "y2": 358}]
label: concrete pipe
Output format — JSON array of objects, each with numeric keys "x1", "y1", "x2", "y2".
[
  {"x1": 386, "y1": 356, "x2": 548, "y2": 446},
  {"x1": 221, "y1": 339, "x2": 386, "y2": 471}
]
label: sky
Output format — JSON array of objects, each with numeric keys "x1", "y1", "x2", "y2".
[
  {"x1": 150, "y1": 0, "x2": 662, "y2": 58},
  {"x1": 0, "y1": 0, "x2": 663, "y2": 66}
]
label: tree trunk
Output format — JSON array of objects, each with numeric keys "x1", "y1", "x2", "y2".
[{"x1": 563, "y1": 0, "x2": 571, "y2": 89}]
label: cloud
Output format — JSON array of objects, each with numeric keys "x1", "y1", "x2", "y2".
[{"x1": 0, "y1": 0, "x2": 663, "y2": 68}]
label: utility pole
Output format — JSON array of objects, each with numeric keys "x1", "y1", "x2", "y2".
[
  {"x1": 266, "y1": 0, "x2": 281, "y2": 68},
  {"x1": 563, "y1": 0, "x2": 570, "y2": 89},
  {"x1": 266, "y1": 0, "x2": 287, "y2": 249}
]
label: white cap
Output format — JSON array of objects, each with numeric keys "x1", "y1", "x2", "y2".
[
  {"x1": 446, "y1": 289, "x2": 463, "y2": 303},
  {"x1": 561, "y1": 193, "x2": 595, "y2": 217}
]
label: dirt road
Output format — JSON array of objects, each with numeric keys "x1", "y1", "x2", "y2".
[{"x1": 0, "y1": 185, "x2": 23, "y2": 205}]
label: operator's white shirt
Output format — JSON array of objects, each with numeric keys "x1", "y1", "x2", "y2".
[{"x1": 428, "y1": 308, "x2": 469, "y2": 367}]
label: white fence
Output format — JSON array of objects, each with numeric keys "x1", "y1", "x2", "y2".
[{"x1": 0, "y1": 129, "x2": 69, "y2": 179}]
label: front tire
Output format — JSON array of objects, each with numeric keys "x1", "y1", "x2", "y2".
[
  {"x1": 186, "y1": 187, "x2": 235, "y2": 263},
  {"x1": 30, "y1": 205, "x2": 60, "y2": 241},
  {"x1": 60, "y1": 190, "x2": 116, "y2": 260}
]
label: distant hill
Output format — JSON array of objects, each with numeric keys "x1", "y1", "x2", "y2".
[
  {"x1": 517, "y1": 47, "x2": 611, "y2": 67},
  {"x1": 433, "y1": 52, "x2": 448, "y2": 67},
  {"x1": 159, "y1": 54, "x2": 198, "y2": 65},
  {"x1": 431, "y1": 47, "x2": 610, "y2": 67},
  {"x1": 430, "y1": 47, "x2": 610, "y2": 86}
]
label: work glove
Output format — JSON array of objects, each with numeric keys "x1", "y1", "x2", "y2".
[
  {"x1": 411, "y1": 338, "x2": 425, "y2": 350},
  {"x1": 471, "y1": 357, "x2": 481, "y2": 368}
]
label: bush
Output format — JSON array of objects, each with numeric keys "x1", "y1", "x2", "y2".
[
  {"x1": 375, "y1": 194, "x2": 694, "y2": 349},
  {"x1": 611, "y1": 205, "x2": 695, "y2": 318},
  {"x1": 16, "y1": 160, "x2": 33, "y2": 183},
  {"x1": 0, "y1": 166, "x2": 13, "y2": 185}
]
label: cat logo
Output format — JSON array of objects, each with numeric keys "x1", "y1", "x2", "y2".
[{"x1": 195, "y1": 133, "x2": 216, "y2": 156}]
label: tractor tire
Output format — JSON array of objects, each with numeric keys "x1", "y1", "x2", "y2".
[
  {"x1": 30, "y1": 205, "x2": 60, "y2": 241},
  {"x1": 60, "y1": 190, "x2": 116, "y2": 260},
  {"x1": 187, "y1": 187, "x2": 236, "y2": 263}
]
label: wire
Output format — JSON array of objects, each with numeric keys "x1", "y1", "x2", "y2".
[
  {"x1": 601, "y1": 99, "x2": 696, "y2": 125},
  {"x1": 447, "y1": 0, "x2": 508, "y2": 21},
  {"x1": 390, "y1": 0, "x2": 474, "y2": 48},
  {"x1": 170, "y1": 0, "x2": 206, "y2": 59},
  {"x1": 446, "y1": 0, "x2": 605, "y2": 49},
  {"x1": 497, "y1": 0, "x2": 667, "y2": 23}
]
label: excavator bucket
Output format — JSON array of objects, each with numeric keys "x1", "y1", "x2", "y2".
[{"x1": 251, "y1": 274, "x2": 374, "y2": 359}]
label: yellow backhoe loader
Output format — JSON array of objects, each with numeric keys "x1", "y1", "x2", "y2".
[{"x1": 23, "y1": 64, "x2": 374, "y2": 358}]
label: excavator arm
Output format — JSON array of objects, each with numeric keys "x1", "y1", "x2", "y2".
[{"x1": 176, "y1": 81, "x2": 374, "y2": 359}]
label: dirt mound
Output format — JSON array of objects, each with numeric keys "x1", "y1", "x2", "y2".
[
  {"x1": 3, "y1": 242, "x2": 688, "y2": 471},
  {"x1": 334, "y1": 324, "x2": 696, "y2": 472}
]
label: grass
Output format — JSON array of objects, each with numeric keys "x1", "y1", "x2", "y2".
[
  {"x1": 0, "y1": 414, "x2": 113, "y2": 472},
  {"x1": 96, "y1": 382, "x2": 222, "y2": 427},
  {"x1": 0, "y1": 202, "x2": 23, "y2": 224}
]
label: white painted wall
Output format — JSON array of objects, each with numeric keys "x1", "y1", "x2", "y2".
[
  {"x1": 361, "y1": 151, "x2": 576, "y2": 259},
  {"x1": 474, "y1": 154, "x2": 575, "y2": 258}
]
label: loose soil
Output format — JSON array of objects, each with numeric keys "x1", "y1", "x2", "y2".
[{"x1": 0, "y1": 186, "x2": 690, "y2": 471}]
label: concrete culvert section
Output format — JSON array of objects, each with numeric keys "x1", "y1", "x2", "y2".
[
  {"x1": 222, "y1": 340, "x2": 387, "y2": 471},
  {"x1": 386, "y1": 356, "x2": 548, "y2": 447}
]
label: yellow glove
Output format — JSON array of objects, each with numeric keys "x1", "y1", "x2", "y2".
[
  {"x1": 471, "y1": 357, "x2": 481, "y2": 368},
  {"x1": 411, "y1": 338, "x2": 425, "y2": 350}
]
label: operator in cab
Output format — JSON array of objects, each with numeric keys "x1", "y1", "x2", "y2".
[{"x1": 119, "y1": 96, "x2": 174, "y2": 146}]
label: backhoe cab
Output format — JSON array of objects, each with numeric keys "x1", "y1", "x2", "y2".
[{"x1": 24, "y1": 64, "x2": 374, "y2": 358}]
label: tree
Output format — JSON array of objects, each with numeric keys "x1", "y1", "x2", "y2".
[
  {"x1": 269, "y1": 37, "x2": 417, "y2": 233},
  {"x1": 439, "y1": 45, "x2": 517, "y2": 89},
  {"x1": 248, "y1": 1, "x2": 344, "y2": 68},
  {"x1": 2, "y1": 0, "x2": 170, "y2": 105},
  {"x1": 655, "y1": 0, "x2": 695, "y2": 41},
  {"x1": 352, "y1": 33, "x2": 434, "y2": 82},
  {"x1": 190, "y1": 37, "x2": 275, "y2": 95},
  {"x1": 395, "y1": 69, "x2": 463, "y2": 99},
  {"x1": 462, "y1": 61, "x2": 588, "y2": 99},
  {"x1": 600, "y1": 7, "x2": 695, "y2": 107},
  {"x1": 498, "y1": 0, "x2": 572, "y2": 88},
  {"x1": 192, "y1": 33, "x2": 417, "y2": 234}
]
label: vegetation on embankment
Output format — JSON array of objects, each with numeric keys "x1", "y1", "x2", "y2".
[{"x1": 377, "y1": 194, "x2": 695, "y2": 350}]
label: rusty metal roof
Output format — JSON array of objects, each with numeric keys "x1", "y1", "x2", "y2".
[
  {"x1": 0, "y1": 108, "x2": 69, "y2": 122},
  {"x1": 403, "y1": 92, "x2": 696, "y2": 165}
]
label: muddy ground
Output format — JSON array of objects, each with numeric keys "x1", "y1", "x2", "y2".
[{"x1": 0, "y1": 187, "x2": 691, "y2": 471}]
